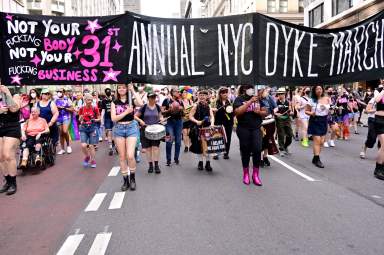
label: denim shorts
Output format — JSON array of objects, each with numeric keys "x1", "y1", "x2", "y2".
[
  {"x1": 104, "y1": 118, "x2": 114, "y2": 130},
  {"x1": 57, "y1": 118, "x2": 71, "y2": 126},
  {"x1": 79, "y1": 124, "x2": 99, "y2": 145},
  {"x1": 113, "y1": 121, "x2": 139, "y2": 138}
]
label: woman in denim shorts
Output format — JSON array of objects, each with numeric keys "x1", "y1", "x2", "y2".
[
  {"x1": 78, "y1": 94, "x2": 101, "y2": 168},
  {"x1": 111, "y1": 84, "x2": 143, "y2": 191}
]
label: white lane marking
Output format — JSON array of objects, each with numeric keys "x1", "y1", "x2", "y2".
[
  {"x1": 371, "y1": 195, "x2": 382, "y2": 199},
  {"x1": 108, "y1": 166, "x2": 120, "y2": 177},
  {"x1": 88, "y1": 232, "x2": 112, "y2": 255},
  {"x1": 56, "y1": 234, "x2": 85, "y2": 255},
  {"x1": 269, "y1": 155, "x2": 317, "y2": 182},
  {"x1": 108, "y1": 192, "x2": 125, "y2": 210},
  {"x1": 85, "y1": 193, "x2": 107, "y2": 212}
]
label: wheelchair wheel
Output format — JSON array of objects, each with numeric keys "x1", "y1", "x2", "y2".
[{"x1": 48, "y1": 143, "x2": 56, "y2": 166}]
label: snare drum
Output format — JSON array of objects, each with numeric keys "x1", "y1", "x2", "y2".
[{"x1": 145, "y1": 124, "x2": 166, "y2": 140}]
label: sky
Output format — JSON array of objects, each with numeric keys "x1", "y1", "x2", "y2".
[{"x1": 140, "y1": 0, "x2": 181, "y2": 18}]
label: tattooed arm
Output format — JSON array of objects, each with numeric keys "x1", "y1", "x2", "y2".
[{"x1": 0, "y1": 85, "x2": 20, "y2": 112}]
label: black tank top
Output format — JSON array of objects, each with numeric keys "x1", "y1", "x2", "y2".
[
  {"x1": 194, "y1": 103, "x2": 211, "y2": 128},
  {"x1": 377, "y1": 100, "x2": 384, "y2": 111},
  {"x1": 114, "y1": 99, "x2": 135, "y2": 122}
]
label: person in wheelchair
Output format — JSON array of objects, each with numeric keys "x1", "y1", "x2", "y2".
[{"x1": 19, "y1": 107, "x2": 50, "y2": 169}]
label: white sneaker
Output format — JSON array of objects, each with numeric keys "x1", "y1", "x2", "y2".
[
  {"x1": 66, "y1": 146, "x2": 72, "y2": 154},
  {"x1": 360, "y1": 151, "x2": 366, "y2": 159},
  {"x1": 329, "y1": 140, "x2": 335, "y2": 147},
  {"x1": 99, "y1": 137, "x2": 103, "y2": 142},
  {"x1": 323, "y1": 142, "x2": 329, "y2": 148},
  {"x1": 57, "y1": 149, "x2": 66, "y2": 155}
]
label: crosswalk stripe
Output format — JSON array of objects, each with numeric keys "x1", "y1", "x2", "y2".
[
  {"x1": 56, "y1": 234, "x2": 85, "y2": 255},
  {"x1": 108, "y1": 166, "x2": 120, "y2": 177},
  {"x1": 108, "y1": 192, "x2": 125, "y2": 210},
  {"x1": 88, "y1": 232, "x2": 112, "y2": 255},
  {"x1": 85, "y1": 193, "x2": 107, "y2": 212}
]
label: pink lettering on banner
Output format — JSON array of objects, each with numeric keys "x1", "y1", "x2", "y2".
[
  {"x1": 37, "y1": 68, "x2": 98, "y2": 81},
  {"x1": 43, "y1": 37, "x2": 76, "y2": 52}
]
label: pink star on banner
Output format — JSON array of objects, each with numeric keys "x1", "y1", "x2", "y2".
[
  {"x1": 102, "y1": 68, "x2": 121, "y2": 82},
  {"x1": 30, "y1": 54, "x2": 41, "y2": 67},
  {"x1": 5, "y1": 14, "x2": 13, "y2": 21},
  {"x1": 10, "y1": 75, "x2": 22, "y2": 85},
  {"x1": 85, "y1": 19, "x2": 102, "y2": 34},
  {"x1": 112, "y1": 40, "x2": 122, "y2": 53},
  {"x1": 73, "y1": 48, "x2": 82, "y2": 60}
]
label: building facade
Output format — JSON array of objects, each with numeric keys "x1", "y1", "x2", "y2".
[
  {"x1": 304, "y1": 0, "x2": 384, "y2": 89},
  {"x1": 0, "y1": 0, "x2": 27, "y2": 13},
  {"x1": 304, "y1": 0, "x2": 384, "y2": 28},
  {"x1": 204, "y1": 0, "x2": 304, "y2": 24},
  {"x1": 123, "y1": 0, "x2": 140, "y2": 13},
  {"x1": 18, "y1": 0, "x2": 123, "y2": 16}
]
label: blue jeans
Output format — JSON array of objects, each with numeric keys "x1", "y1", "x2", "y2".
[
  {"x1": 79, "y1": 124, "x2": 99, "y2": 145},
  {"x1": 165, "y1": 119, "x2": 183, "y2": 162}
]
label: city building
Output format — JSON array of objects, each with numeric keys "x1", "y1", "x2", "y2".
[
  {"x1": 123, "y1": 0, "x2": 140, "y2": 13},
  {"x1": 0, "y1": 0, "x2": 27, "y2": 13},
  {"x1": 184, "y1": 0, "x2": 208, "y2": 18},
  {"x1": 204, "y1": 0, "x2": 304, "y2": 25},
  {"x1": 304, "y1": 0, "x2": 384, "y2": 89},
  {"x1": 22, "y1": 0, "x2": 123, "y2": 16},
  {"x1": 304, "y1": 0, "x2": 384, "y2": 28}
]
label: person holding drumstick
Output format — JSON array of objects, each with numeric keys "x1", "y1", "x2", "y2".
[
  {"x1": 213, "y1": 87, "x2": 234, "y2": 160},
  {"x1": 136, "y1": 92, "x2": 163, "y2": 174},
  {"x1": 189, "y1": 90, "x2": 215, "y2": 171},
  {"x1": 234, "y1": 85, "x2": 267, "y2": 186},
  {"x1": 111, "y1": 84, "x2": 143, "y2": 191}
]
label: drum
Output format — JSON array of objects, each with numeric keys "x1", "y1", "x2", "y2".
[{"x1": 145, "y1": 124, "x2": 166, "y2": 140}]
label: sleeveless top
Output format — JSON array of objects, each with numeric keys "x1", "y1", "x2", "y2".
[
  {"x1": 193, "y1": 103, "x2": 211, "y2": 128},
  {"x1": 377, "y1": 97, "x2": 384, "y2": 111},
  {"x1": 311, "y1": 99, "x2": 330, "y2": 117},
  {"x1": 37, "y1": 101, "x2": 53, "y2": 123},
  {"x1": 114, "y1": 99, "x2": 136, "y2": 122}
]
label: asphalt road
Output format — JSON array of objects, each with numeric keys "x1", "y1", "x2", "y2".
[
  {"x1": 1, "y1": 124, "x2": 384, "y2": 255},
  {"x1": 58, "y1": 125, "x2": 384, "y2": 255}
]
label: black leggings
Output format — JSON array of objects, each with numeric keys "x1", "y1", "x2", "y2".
[{"x1": 236, "y1": 126, "x2": 262, "y2": 168}]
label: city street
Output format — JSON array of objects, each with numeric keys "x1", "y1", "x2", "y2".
[{"x1": 1, "y1": 125, "x2": 383, "y2": 255}]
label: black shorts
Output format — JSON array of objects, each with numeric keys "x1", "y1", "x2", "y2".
[
  {"x1": 140, "y1": 129, "x2": 161, "y2": 148},
  {"x1": 374, "y1": 115, "x2": 384, "y2": 135},
  {"x1": 183, "y1": 120, "x2": 193, "y2": 129},
  {"x1": 308, "y1": 116, "x2": 328, "y2": 136},
  {"x1": 0, "y1": 123, "x2": 21, "y2": 139}
]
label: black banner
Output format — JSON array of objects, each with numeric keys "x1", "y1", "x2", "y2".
[{"x1": 0, "y1": 11, "x2": 383, "y2": 86}]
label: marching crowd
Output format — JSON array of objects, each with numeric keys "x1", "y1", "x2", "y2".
[{"x1": 0, "y1": 80, "x2": 384, "y2": 196}]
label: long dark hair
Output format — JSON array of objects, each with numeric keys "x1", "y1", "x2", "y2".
[
  {"x1": 311, "y1": 85, "x2": 324, "y2": 103},
  {"x1": 116, "y1": 84, "x2": 128, "y2": 101},
  {"x1": 28, "y1": 89, "x2": 39, "y2": 101}
]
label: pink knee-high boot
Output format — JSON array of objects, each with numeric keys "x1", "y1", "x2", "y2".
[
  {"x1": 243, "y1": 167, "x2": 250, "y2": 185},
  {"x1": 252, "y1": 167, "x2": 262, "y2": 186}
]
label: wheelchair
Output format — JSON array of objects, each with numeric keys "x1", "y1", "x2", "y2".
[{"x1": 18, "y1": 134, "x2": 56, "y2": 171}]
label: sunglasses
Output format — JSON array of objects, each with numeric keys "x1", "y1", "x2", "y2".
[{"x1": 42, "y1": 93, "x2": 49, "y2": 95}]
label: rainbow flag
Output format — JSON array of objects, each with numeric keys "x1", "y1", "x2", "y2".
[{"x1": 68, "y1": 113, "x2": 80, "y2": 141}]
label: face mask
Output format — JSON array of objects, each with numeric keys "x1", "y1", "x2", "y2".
[
  {"x1": 106, "y1": 91, "x2": 111, "y2": 97},
  {"x1": 305, "y1": 91, "x2": 310, "y2": 95},
  {"x1": 57, "y1": 92, "x2": 63, "y2": 98},
  {"x1": 30, "y1": 93, "x2": 36, "y2": 99},
  {"x1": 245, "y1": 88, "x2": 255, "y2": 96},
  {"x1": 378, "y1": 87, "x2": 383, "y2": 93},
  {"x1": 367, "y1": 92, "x2": 372, "y2": 95},
  {"x1": 138, "y1": 87, "x2": 144, "y2": 92}
]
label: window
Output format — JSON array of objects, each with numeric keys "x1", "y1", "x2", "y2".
[
  {"x1": 299, "y1": 0, "x2": 304, "y2": 13},
  {"x1": 280, "y1": 0, "x2": 288, "y2": 13},
  {"x1": 332, "y1": 0, "x2": 352, "y2": 16},
  {"x1": 309, "y1": 3, "x2": 324, "y2": 27},
  {"x1": 267, "y1": 0, "x2": 276, "y2": 13}
]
